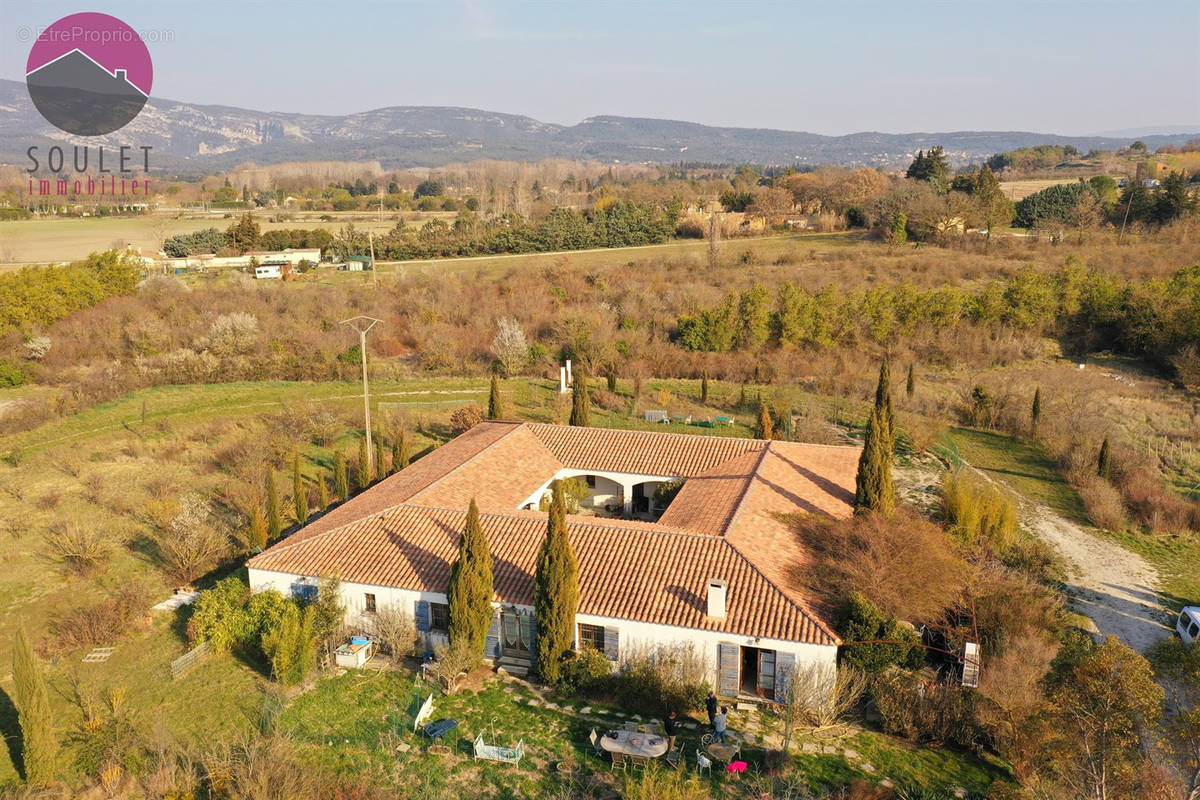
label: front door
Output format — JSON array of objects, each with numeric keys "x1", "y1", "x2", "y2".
[
  {"x1": 501, "y1": 610, "x2": 530, "y2": 658},
  {"x1": 740, "y1": 646, "x2": 776, "y2": 697}
]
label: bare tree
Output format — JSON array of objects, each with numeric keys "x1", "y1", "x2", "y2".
[
  {"x1": 368, "y1": 604, "x2": 418, "y2": 659},
  {"x1": 491, "y1": 317, "x2": 528, "y2": 377},
  {"x1": 151, "y1": 494, "x2": 228, "y2": 585}
]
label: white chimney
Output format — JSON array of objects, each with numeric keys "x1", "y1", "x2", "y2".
[{"x1": 706, "y1": 579, "x2": 727, "y2": 619}]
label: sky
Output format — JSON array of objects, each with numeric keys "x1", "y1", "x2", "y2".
[{"x1": 2, "y1": 0, "x2": 1198, "y2": 136}]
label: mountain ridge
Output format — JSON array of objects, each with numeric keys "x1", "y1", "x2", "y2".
[{"x1": 1, "y1": 78, "x2": 1195, "y2": 172}]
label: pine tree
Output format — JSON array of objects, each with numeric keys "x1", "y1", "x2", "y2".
[
  {"x1": 854, "y1": 360, "x2": 896, "y2": 516},
  {"x1": 333, "y1": 450, "x2": 349, "y2": 501},
  {"x1": 755, "y1": 395, "x2": 774, "y2": 440},
  {"x1": 357, "y1": 437, "x2": 370, "y2": 491},
  {"x1": 447, "y1": 499, "x2": 495, "y2": 668},
  {"x1": 1098, "y1": 438, "x2": 1111, "y2": 479},
  {"x1": 317, "y1": 469, "x2": 330, "y2": 511},
  {"x1": 569, "y1": 370, "x2": 590, "y2": 427},
  {"x1": 1031, "y1": 387, "x2": 1042, "y2": 436},
  {"x1": 12, "y1": 627, "x2": 56, "y2": 787},
  {"x1": 247, "y1": 503, "x2": 268, "y2": 551},
  {"x1": 374, "y1": 430, "x2": 388, "y2": 481},
  {"x1": 487, "y1": 373, "x2": 503, "y2": 420},
  {"x1": 906, "y1": 364, "x2": 915, "y2": 398},
  {"x1": 396, "y1": 430, "x2": 411, "y2": 470},
  {"x1": 292, "y1": 454, "x2": 309, "y2": 525},
  {"x1": 534, "y1": 481, "x2": 579, "y2": 685},
  {"x1": 266, "y1": 469, "x2": 281, "y2": 540},
  {"x1": 701, "y1": 370, "x2": 709, "y2": 403}
]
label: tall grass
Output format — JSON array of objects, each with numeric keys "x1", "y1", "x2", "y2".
[{"x1": 941, "y1": 469, "x2": 1019, "y2": 552}]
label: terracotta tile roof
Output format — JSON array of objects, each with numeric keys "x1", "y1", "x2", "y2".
[
  {"x1": 248, "y1": 421, "x2": 860, "y2": 646},
  {"x1": 249, "y1": 505, "x2": 836, "y2": 644}
]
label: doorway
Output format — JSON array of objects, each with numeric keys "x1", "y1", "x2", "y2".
[
  {"x1": 740, "y1": 646, "x2": 776, "y2": 697},
  {"x1": 501, "y1": 610, "x2": 530, "y2": 659}
]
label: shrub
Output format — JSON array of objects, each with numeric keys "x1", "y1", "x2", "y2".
[
  {"x1": 448, "y1": 404, "x2": 484, "y2": 435},
  {"x1": 941, "y1": 468, "x2": 1019, "y2": 551},
  {"x1": 872, "y1": 670, "x2": 981, "y2": 748},
  {"x1": 188, "y1": 577, "x2": 289, "y2": 655},
  {"x1": 44, "y1": 521, "x2": 111, "y2": 575},
  {"x1": 838, "y1": 592, "x2": 923, "y2": 673},
  {"x1": 1076, "y1": 475, "x2": 1128, "y2": 531},
  {"x1": 0, "y1": 359, "x2": 25, "y2": 387},
  {"x1": 50, "y1": 584, "x2": 150, "y2": 650},
  {"x1": 262, "y1": 602, "x2": 318, "y2": 685},
  {"x1": 149, "y1": 494, "x2": 228, "y2": 584},
  {"x1": 368, "y1": 604, "x2": 417, "y2": 657},
  {"x1": 605, "y1": 644, "x2": 709, "y2": 714},
  {"x1": 555, "y1": 647, "x2": 612, "y2": 694}
]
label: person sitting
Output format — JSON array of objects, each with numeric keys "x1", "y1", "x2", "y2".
[{"x1": 712, "y1": 706, "x2": 728, "y2": 744}]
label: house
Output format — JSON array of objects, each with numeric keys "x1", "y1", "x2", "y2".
[{"x1": 247, "y1": 422, "x2": 860, "y2": 700}]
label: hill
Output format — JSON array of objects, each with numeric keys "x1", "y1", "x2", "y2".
[{"x1": 1, "y1": 78, "x2": 1196, "y2": 171}]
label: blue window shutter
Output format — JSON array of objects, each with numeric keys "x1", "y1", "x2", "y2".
[
  {"x1": 527, "y1": 613, "x2": 538, "y2": 667},
  {"x1": 415, "y1": 599, "x2": 431, "y2": 632},
  {"x1": 485, "y1": 614, "x2": 500, "y2": 660},
  {"x1": 718, "y1": 643, "x2": 739, "y2": 697},
  {"x1": 774, "y1": 651, "x2": 796, "y2": 702},
  {"x1": 603, "y1": 626, "x2": 619, "y2": 661}
]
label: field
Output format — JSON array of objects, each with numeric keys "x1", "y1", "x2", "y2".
[
  {"x1": 997, "y1": 178, "x2": 1079, "y2": 201},
  {"x1": 0, "y1": 209, "x2": 456, "y2": 266}
]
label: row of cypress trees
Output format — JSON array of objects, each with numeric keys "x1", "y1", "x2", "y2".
[{"x1": 445, "y1": 481, "x2": 579, "y2": 682}]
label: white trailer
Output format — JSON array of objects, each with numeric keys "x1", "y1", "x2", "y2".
[{"x1": 254, "y1": 265, "x2": 281, "y2": 279}]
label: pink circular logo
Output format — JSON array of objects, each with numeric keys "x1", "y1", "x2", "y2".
[{"x1": 25, "y1": 12, "x2": 153, "y2": 136}]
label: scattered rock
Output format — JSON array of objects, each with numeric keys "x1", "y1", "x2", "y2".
[
  {"x1": 953, "y1": 789, "x2": 967, "y2": 798},
  {"x1": 860, "y1": 763, "x2": 875, "y2": 773},
  {"x1": 580, "y1": 706, "x2": 592, "y2": 714},
  {"x1": 395, "y1": 742, "x2": 411, "y2": 753},
  {"x1": 880, "y1": 778, "x2": 894, "y2": 789},
  {"x1": 843, "y1": 748, "x2": 858, "y2": 760},
  {"x1": 822, "y1": 745, "x2": 838, "y2": 754}
]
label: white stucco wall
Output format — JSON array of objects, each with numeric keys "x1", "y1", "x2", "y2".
[
  {"x1": 518, "y1": 467, "x2": 678, "y2": 517},
  {"x1": 247, "y1": 567, "x2": 837, "y2": 698}
]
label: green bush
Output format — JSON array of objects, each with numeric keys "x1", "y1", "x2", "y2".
[
  {"x1": 872, "y1": 669, "x2": 981, "y2": 748},
  {"x1": 187, "y1": 576, "x2": 288, "y2": 654},
  {"x1": 838, "y1": 592, "x2": 923, "y2": 673},
  {"x1": 0, "y1": 360, "x2": 25, "y2": 387},
  {"x1": 942, "y1": 469, "x2": 1019, "y2": 552},
  {"x1": 555, "y1": 648, "x2": 612, "y2": 694},
  {"x1": 604, "y1": 645, "x2": 710, "y2": 714}
]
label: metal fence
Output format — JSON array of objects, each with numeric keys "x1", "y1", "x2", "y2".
[{"x1": 171, "y1": 640, "x2": 210, "y2": 679}]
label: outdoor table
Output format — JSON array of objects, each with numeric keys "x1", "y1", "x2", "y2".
[
  {"x1": 599, "y1": 729, "x2": 669, "y2": 758},
  {"x1": 706, "y1": 742, "x2": 740, "y2": 763},
  {"x1": 421, "y1": 718, "x2": 458, "y2": 742}
]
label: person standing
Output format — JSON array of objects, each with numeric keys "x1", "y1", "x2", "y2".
[
  {"x1": 663, "y1": 710, "x2": 681, "y2": 751},
  {"x1": 713, "y1": 706, "x2": 728, "y2": 744},
  {"x1": 705, "y1": 690, "x2": 718, "y2": 730}
]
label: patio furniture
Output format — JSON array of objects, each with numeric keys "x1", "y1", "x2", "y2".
[
  {"x1": 472, "y1": 732, "x2": 524, "y2": 765},
  {"x1": 715, "y1": 415, "x2": 733, "y2": 426},
  {"x1": 637, "y1": 724, "x2": 652, "y2": 734},
  {"x1": 696, "y1": 750, "x2": 712, "y2": 777},
  {"x1": 695, "y1": 419, "x2": 715, "y2": 429},
  {"x1": 610, "y1": 751, "x2": 628, "y2": 771},
  {"x1": 706, "y1": 742, "x2": 741, "y2": 764},
  {"x1": 413, "y1": 693, "x2": 435, "y2": 732},
  {"x1": 599, "y1": 729, "x2": 669, "y2": 760},
  {"x1": 629, "y1": 753, "x2": 650, "y2": 770},
  {"x1": 421, "y1": 718, "x2": 459, "y2": 743},
  {"x1": 588, "y1": 728, "x2": 604, "y2": 755},
  {"x1": 644, "y1": 410, "x2": 669, "y2": 424},
  {"x1": 665, "y1": 745, "x2": 683, "y2": 770},
  {"x1": 622, "y1": 721, "x2": 638, "y2": 732}
]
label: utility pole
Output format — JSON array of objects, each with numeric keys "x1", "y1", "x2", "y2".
[
  {"x1": 340, "y1": 316, "x2": 383, "y2": 478},
  {"x1": 369, "y1": 229, "x2": 377, "y2": 289}
]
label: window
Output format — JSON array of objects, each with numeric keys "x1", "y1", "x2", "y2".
[
  {"x1": 578, "y1": 623, "x2": 605, "y2": 651},
  {"x1": 364, "y1": 593, "x2": 376, "y2": 613},
  {"x1": 585, "y1": 475, "x2": 596, "y2": 488},
  {"x1": 430, "y1": 602, "x2": 450, "y2": 632}
]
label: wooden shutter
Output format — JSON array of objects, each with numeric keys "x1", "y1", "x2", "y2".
[
  {"x1": 485, "y1": 614, "x2": 500, "y2": 660},
  {"x1": 415, "y1": 599, "x2": 432, "y2": 632},
  {"x1": 774, "y1": 651, "x2": 796, "y2": 702},
  {"x1": 527, "y1": 614, "x2": 538, "y2": 666},
  {"x1": 718, "y1": 643, "x2": 739, "y2": 697},
  {"x1": 603, "y1": 626, "x2": 620, "y2": 661}
]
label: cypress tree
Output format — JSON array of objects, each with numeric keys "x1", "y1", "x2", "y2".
[
  {"x1": 1097, "y1": 438, "x2": 1111, "y2": 479},
  {"x1": 12, "y1": 627, "x2": 56, "y2": 787},
  {"x1": 534, "y1": 481, "x2": 579, "y2": 685},
  {"x1": 447, "y1": 498, "x2": 495, "y2": 668},
  {"x1": 737, "y1": 383, "x2": 747, "y2": 409},
  {"x1": 906, "y1": 363, "x2": 915, "y2": 398},
  {"x1": 357, "y1": 437, "x2": 370, "y2": 491},
  {"x1": 606, "y1": 368, "x2": 617, "y2": 393},
  {"x1": 487, "y1": 373, "x2": 503, "y2": 420},
  {"x1": 854, "y1": 360, "x2": 896, "y2": 516},
  {"x1": 701, "y1": 370, "x2": 709, "y2": 403},
  {"x1": 292, "y1": 453, "x2": 308, "y2": 525},
  {"x1": 397, "y1": 430, "x2": 411, "y2": 470},
  {"x1": 266, "y1": 469, "x2": 281, "y2": 540},
  {"x1": 374, "y1": 429, "x2": 388, "y2": 481},
  {"x1": 317, "y1": 469, "x2": 330, "y2": 511},
  {"x1": 390, "y1": 438, "x2": 402, "y2": 475},
  {"x1": 569, "y1": 370, "x2": 590, "y2": 427},
  {"x1": 333, "y1": 450, "x2": 349, "y2": 501},
  {"x1": 755, "y1": 395, "x2": 774, "y2": 440},
  {"x1": 247, "y1": 503, "x2": 268, "y2": 551},
  {"x1": 633, "y1": 373, "x2": 642, "y2": 399},
  {"x1": 1031, "y1": 387, "x2": 1042, "y2": 436}
]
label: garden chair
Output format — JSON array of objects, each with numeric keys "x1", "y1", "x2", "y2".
[
  {"x1": 610, "y1": 751, "x2": 628, "y2": 771},
  {"x1": 588, "y1": 728, "x2": 604, "y2": 756},
  {"x1": 622, "y1": 721, "x2": 638, "y2": 732},
  {"x1": 665, "y1": 745, "x2": 683, "y2": 770},
  {"x1": 696, "y1": 749, "x2": 712, "y2": 777},
  {"x1": 637, "y1": 723, "x2": 651, "y2": 734},
  {"x1": 629, "y1": 753, "x2": 650, "y2": 770}
]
